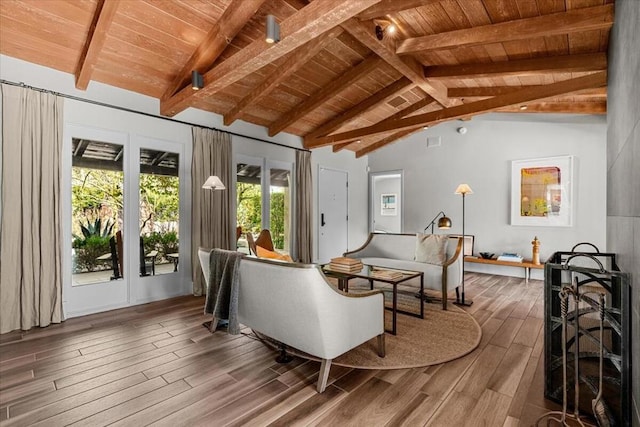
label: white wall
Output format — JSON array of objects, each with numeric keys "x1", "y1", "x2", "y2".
[{"x1": 368, "y1": 114, "x2": 607, "y2": 280}]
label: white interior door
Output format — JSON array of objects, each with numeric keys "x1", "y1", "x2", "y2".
[{"x1": 318, "y1": 167, "x2": 348, "y2": 263}]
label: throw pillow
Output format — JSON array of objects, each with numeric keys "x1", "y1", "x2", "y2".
[
  {"x1": 415, "y1": 233, "x2": 448, "y2": 265},
  {"x1": 256, "y1": 246, "x2": 293, "y2": 262}
]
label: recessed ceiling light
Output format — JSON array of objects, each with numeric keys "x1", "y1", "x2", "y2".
[
  {"x1": 423, "y1": 126, "x2": 429, "y2": 130},
  {"x1": 520, "y1": 105, "x2": 528, "y2": 110}
]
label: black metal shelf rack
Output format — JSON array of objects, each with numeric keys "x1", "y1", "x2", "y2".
[{"x1": 544, "y1": 245, "x2": 631, "y2": 426}]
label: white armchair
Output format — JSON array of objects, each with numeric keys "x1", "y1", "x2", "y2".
[{"x1": 198, "y1": 248, "x2": 385, "y2": 392}]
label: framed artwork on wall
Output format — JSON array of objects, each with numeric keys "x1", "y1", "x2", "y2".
[
  {"x1": 381, "y1": 193, "x2": 397, "y2": 216},
  {"x1": 511, "y1": 156, "x2": 574, "y2": 227}
]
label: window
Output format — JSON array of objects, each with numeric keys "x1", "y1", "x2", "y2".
[
  {"x1": 71, "y1": 139, "x2": 124, "y2": 285},
  {"x1": 139, "y1": 148, "x2": 180, "y2": 276}
]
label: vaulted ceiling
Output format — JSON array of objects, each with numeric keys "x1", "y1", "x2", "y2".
[{"x1": 0, "y1": 0, "x2": 612, "y2": 156}]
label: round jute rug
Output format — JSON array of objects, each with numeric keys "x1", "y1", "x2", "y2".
[{"x1": 255, "y1": 295, "x2": 482, "y2": 370}]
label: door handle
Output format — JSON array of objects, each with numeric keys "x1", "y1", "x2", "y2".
[{"x1": 321, "y1": 213, "x2": 326, "y2": 227}]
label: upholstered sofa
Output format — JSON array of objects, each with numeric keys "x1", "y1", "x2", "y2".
[
  {"x1": 197, "y1": 249, "x2": 385, "y2": 393},
  {"x1": 344, "y1": 233, "x2": 463, "y2": 310}
]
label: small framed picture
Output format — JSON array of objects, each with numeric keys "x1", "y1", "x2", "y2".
[
  {"x1": 381, "y1": 193, "x2": 397, "y2": 216},
  {"x1": 448, "y1": 234, "x2": 474, "y2": 256}
]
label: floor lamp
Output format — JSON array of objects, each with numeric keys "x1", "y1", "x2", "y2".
[
  {"x1": 454, "y1": 183, "x2": 473, "y2": 307},
  {"x1": 201, "y1": 175, "x2": 227, "y2": 332}
]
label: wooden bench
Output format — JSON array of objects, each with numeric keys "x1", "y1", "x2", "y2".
[{"x1": 465, "y1": 256, "x2": 544, "y2": 282}]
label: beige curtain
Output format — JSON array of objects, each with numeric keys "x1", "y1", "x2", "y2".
[
  {"x1": 191, "y1": 127, "x2": 232, "y2": 295},
  {"x1": 0, "y1": 84, "x2": 64, "y2": 334},
  {"x1": 295, "y1": 150, "x2": 313, "y2": 263}
]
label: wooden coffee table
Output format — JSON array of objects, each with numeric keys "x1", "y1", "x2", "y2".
[{"x1": 322, "y1": 264, "x2": 424, "y2": 335}]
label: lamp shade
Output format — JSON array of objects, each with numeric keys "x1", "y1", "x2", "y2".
[
  {"x1": 425, "y1": 211, "x2": 452, "y2": 233},
  {"x1": 437, "y1": 216, "x2": 452, "y2": 229},
  {"x1": 202, "y1": 175, "x2": 225, "y2": 190},
  {"x1": 455, "y1": 183, "x2": 473, "y2": 195}
]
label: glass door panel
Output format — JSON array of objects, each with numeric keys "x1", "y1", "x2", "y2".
[
  {"x1": 236, "y1": 162, "x2": 262, "y2": 253},
  {"x1": 64, "y1": 126, "x2": 189, "y2": 317},
  {"x1": 269, "y1": 168, "x2": 291, "y2": 254},
  {"x1": 139, "y1": 148, "x2": 180, "y2": 276},
  {"x1": 71, "y1": 138, "x2": 124, "y2": 286}
]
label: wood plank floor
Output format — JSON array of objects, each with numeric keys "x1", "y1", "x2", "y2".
[{"x1": 0, "y1": 273, "x2": 566, "y2": 426}]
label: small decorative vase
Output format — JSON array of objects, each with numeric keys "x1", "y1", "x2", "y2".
[{"x1": 532, "y1": 236, "x2": 540, "y2": 265}]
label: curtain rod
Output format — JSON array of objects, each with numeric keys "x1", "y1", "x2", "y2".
[{"x1": 0, "y1": 79, "x2": 310, "y2": 153}]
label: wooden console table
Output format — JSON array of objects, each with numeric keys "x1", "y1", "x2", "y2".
[{"x1": 464, "y1": 256, "x2": 544, "y2": 282}]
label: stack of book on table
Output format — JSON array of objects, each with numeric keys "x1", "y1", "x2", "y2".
[
  {"x1": 497, "y1": 253, "x2": 524, "y2": 262},
  {"x1": 328, "y1": 257, "x2": 363, "y2": 273},
  {"x1": 371, "y1": 268, "x2": 404, "y2": 280}
]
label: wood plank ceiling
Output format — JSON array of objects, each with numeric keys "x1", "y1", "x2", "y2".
[{"x1": 0, "y1": 0, "x2": 613, "y2": 156}]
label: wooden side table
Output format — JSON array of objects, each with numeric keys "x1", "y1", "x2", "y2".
[{"x1": 464, "y1": 256, "x2": 544, "y2": 282}]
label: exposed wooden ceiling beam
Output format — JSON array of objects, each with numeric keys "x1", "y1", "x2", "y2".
[
  {"x1": 75, "y1": 0, "x2": 120, "y2": 90},
  {"x1": 448, "y1": 86, "x2": 607, "y2": 98},
  {"x1": 380, "y1": 94, "x2": 436, "y2": 121},
  {"x1": 332, "y1": 141, "x2": 355, "y2": 152},
  {"x1": 340, "y1": 18, "x2": 454, "y2": 107},
  {"x1": 397, "y1": 4, "x2": 614, "y2": 54},
  {"x1": 224, "y1": 27, "x2": 343, "y2": 126},
  {"x1": 333, "y1": 95, "x2": 435, "y2": 152},
  {"x1": 355, "y1": 128, "x2": 420, "y2": 157},
  {"x1": 310, "y1": 71, "x2": 607, "y2": 145},
  {"x1": 161, "y1": 0, "x2": 383, "y2": 117},
  {"x1": 356, "y1": 102, "x2": 606, "y2": 158},
  {"x1": 268, "y1": 56, "x2": 383, "y2": 136},
  {"x1": 424, "y1": 53, "x2": 607, "y2": 79},
  {"x1": 303, "y1": 77, "x2": 413, "y2": 143},
  {"x1": 498, "y1": 101, "x2": 607, "y2": 114},
  {"x1": 162, "y1": 0, "x2": 266, "y2": 100},
  {"x1": 357, "y1": 0, "x2": 443, "y2": 21},
  {"x1": 311, "y1": 94, "x2": 436, "y2": 150}
]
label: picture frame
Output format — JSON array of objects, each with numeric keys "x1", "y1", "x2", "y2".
[
  {"x1": 449, "y1": 234, "x2": 474, "y2": 256},
  {"x1": 511, "y1": 156, "x2": 573, "y2": 227},
  {"x1": 380, "y1": 193, "x2": 397, "y2": 216}
]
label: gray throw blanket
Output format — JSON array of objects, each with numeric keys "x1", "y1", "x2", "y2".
[{"x1": 204, "y1": 249, "x2": 244, "y2": 334}]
